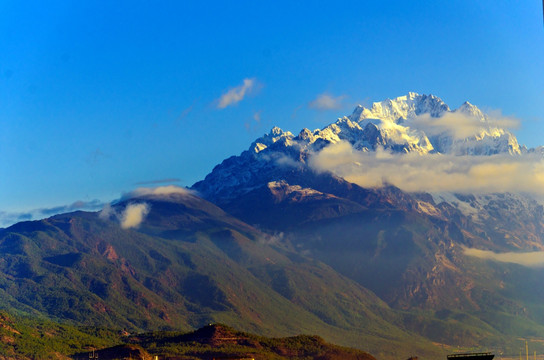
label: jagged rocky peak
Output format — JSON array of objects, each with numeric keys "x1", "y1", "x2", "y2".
[
  {"x1": 456, "y1": 101, "x2": 486, "y2": 121},
  {"x1": 349, "y1": 92, "x2": 450, "y2": 123},
  {"x1": 259, "y1": 93, "x2": 525, "y2": 158},
  {"x1": 251, "y1": 126, "x2": 295, "y2": 153},
  {"x1": 247, "y1": 92, "x2": 523, "y2": 158}
]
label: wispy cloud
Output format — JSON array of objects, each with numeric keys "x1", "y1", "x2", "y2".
[
  {"x1": 245, "y1": 111, "x2": 263, "y2": 133},
  {"x1": 40, "y1": 199, "x2": 105, "y2": 215},
  {"x1": 0, "y1": 199, "x2": 105, "y2": 228},
  {"x1": 309, "y1": 141, "x2": 544, "y2": 194},
  {"x1": 253, "y1": 111, "x2": 261, "y2": 123},
  {"x1": 177, "y1": 100, "x2": 197, "y2": 123},
  {"x1": 291, "y1": 104, "x2": 304, "y2": 119},
  {"x1": 122, "y1": 185, "x2": 193, "y2": 200},
  {"x1": 134, "y1": 178, "x2": 181, "y2": 185},
  {"x1": 463, "y1": 246, "x2": 544, "y2": 267},
  {"x1": 85, "y1": 148, "x2": 109, "y2": 165},
  {"x1": 99, "y1": 201, "x2": 151, "y2": 229},
  {"x1": 217, "y1": 78, "x2": 257, "y2": 109},
  {"x1": 309, "y1": 93, "x2": 346, "y2": 111},
  {"x1": 120, "y1": 203, "x2": 150, "y2": 229},
  {"x1": 0, "y1": 211, "x2": 33, "y2": 228}
]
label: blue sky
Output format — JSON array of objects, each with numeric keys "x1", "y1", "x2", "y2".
[{"x1": 1, "y1": 1, "x2": 543, "y2": 225}]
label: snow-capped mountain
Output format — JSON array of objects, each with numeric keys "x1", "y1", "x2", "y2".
[
  {"x1": 350, "y1": 92, "x2": 450, "y2": 122},
  {"x1": 193, "y1": 93, "x2": 525, "y2": 203},
  {"x1": 251, "y1": 92, "x2": 521, "y2": 158},
  {"x1": 191, "y1": 93, "x2": 544, "y2": 338},
  {"x1": 349, "y1": 92, "x2": 521, "y2": 155}
]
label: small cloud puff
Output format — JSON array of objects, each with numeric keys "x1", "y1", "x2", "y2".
[
  {"x1": 99, "y1": 185, "x2": 196, "y2": 229},
  {"x1": 463, "y1": 246, "x2": 544, "y2": 267},
  {"x1": 309, "y1": 93, "x2": 346, "y2": 111},
  {"x1": 217, "y1": 78, "x2": 257, "y2": 109},
  {"x1": 99, "y1": 202, "x2": 150, "y2": 229},
  {"x1": 120, "y1": 203, "x2": 150, "y2": 229}
]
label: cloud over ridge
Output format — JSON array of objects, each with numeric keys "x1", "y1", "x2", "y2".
[
  {"x1": 127, "y1": 185, "x2": 192, "y2": 198},
  {"x1": 309, "y1": 141, "x2": 544, "y2": 195}
]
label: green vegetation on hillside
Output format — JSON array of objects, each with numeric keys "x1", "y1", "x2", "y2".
[{"x1": 0, "y1": 311, "x2": 121, "y2": 359}]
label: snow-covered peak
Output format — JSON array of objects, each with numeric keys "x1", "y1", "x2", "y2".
[
  {"x1": 250, "y1": 127, "x2": 295, "y2": 153},
  {"x1": 350, "y1": 93, "x2": 450, "y2": 124},
  {"x1": 246, "y1": 93, "x2": 522, "y2": 157},
  {"x1": 455, "y1": 101, "x2": 486, "y2": 121},
  {"x1": 347, "y1": 93, "x2": 523, "y2": 156}
]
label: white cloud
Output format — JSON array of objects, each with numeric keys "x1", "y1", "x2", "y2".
[
  {"x1": 463, "y1": 247, "x2": 544, "y2": 267},
  {"x1": 97, "y1": 185, "x2": 195, "y2": 229},
  {"x1": 411, "y1": 112, "x2": 520, "y2": 140},
  {"x1": 309, "y1": 93, "x2": 346, "y2": 110},
  {"x1": 120, "y1": 185, "x2": 194, "y2": 202},
  {"x1": 486, "y1": 110, "x2": 521, "y2": 130},
  {"x1": 217, "y1": 78, "x2": 256, "y2": 109},
  {"x1": 309, "y1": 141, "x2": 544, "y2": 194},
  {"x1": 120, "y1": 203, "x2": 150, "y2": 229}
]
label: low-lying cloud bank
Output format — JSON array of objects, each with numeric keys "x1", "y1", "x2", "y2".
[
  {"x1": 309, "y1": 141, "x2": 544, "y2": 195},
  {"x1": 464, "y1": 247, "x2": 544, "y2": 267},
  {"x1": 410, "y1": 111, "x2": 519, "y2": 140}
]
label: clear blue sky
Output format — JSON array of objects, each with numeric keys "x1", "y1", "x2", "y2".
[{"x1": 1, "y1": 1, "x2": 543, "y2": 224}]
